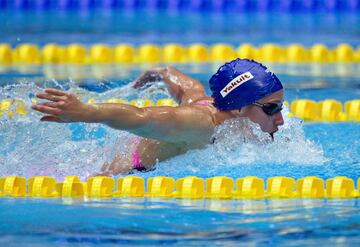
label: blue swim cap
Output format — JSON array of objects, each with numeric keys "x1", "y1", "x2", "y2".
[{"x1": 209, "y1": 58, "x2": 283, "y2": 111}]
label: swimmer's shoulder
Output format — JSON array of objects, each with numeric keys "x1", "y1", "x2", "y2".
[
  {"x1": 190, "y1": 98, "x2": 236, "y2": 127},
  {"x1": 191, "y1": 98, "x2": 214, "y2": 107},
  {"x1": 188, "y1": 97, "x2": 217, "y2": 112}
]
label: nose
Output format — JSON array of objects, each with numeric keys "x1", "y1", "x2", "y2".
[{"x1": 273, "y1": 112, "x2": 284, "y2": 126}]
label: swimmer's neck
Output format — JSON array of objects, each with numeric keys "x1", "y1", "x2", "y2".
[{"x1": 213, "y1": 108, "x2": 241, "y2": 126}]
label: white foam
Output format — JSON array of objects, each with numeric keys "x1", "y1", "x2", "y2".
[
  {"x1": 0, "y1": 80, "x2": 327, "y2": 180},
  {"x1": 148, "y1": 106, "x2": 328, "y2": 178}
]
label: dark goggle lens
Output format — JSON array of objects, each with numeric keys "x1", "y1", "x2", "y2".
[{"x1": 262, "y1": 102, "x2": 283, "y2": 115}]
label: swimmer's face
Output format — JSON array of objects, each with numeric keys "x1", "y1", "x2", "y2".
[{"x1": 237, "y1": 89, "x2": 285, "y2": 135}]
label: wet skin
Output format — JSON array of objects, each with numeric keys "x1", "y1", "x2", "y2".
[{"x1": 31, "y1": 67, "x2": 284, "y2": 176}]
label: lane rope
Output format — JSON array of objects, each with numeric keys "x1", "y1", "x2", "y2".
[
  {"x1": 1, "y1": 98, "x2": 359, "y2": 122},
  {"x1": 0, "y1": 175, "x2": 359, "y2": 199},
  {"x1": 1, "y1": 43, "x2": 359, "y2": 64}
]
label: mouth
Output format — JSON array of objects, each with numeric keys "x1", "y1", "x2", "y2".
[
  {"x1": 269, "y1": 125, "x2": 281, "y2": 141},
  {"x1": 269, "y1": 133, "x2": 274, "y2": 141},
  {"x1": 269, "y1": 129, "x2": 278, "y2": 141}
]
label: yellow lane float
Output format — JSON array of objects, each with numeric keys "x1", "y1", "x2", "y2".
[
  {"x1": 1, "y1": 175, "x2": 359, "y2": 199},
  {"x1": 2, "y1": 43, "x2": 357, "y2": 64}
]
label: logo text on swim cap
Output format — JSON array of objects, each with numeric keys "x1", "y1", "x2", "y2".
[{"x1": 220, "y1": 72, "x2": 254, "y2": 98}]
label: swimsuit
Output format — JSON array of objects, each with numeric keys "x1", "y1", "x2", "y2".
[
  {"x1": 132, "y1": 138, "x2": 146, "y2": 171},
  {"x1": 193, "y1": 99, "x2": 213, "y2": 107}
]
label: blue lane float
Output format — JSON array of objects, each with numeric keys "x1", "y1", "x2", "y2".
[
  {"x1": 12, "y1": 0, "x2": 31, "y2": 9},
  {"x1": 34, "y1": 0, "x2": 51, "y2": 9},
  {"x1": 0, "y1": 0, "x2": 360, "y2": 12},
  {"x1": 57, "y1": 0, "x2": 73, "y2": 10}
]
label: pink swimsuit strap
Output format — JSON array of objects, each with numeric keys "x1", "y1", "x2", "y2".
[
  {"x1": 193, "y1": 99, "x2": 213, "y2": 107},
  {"x1": 131, "y1": 138, "x2": 145, "y2": 170}
]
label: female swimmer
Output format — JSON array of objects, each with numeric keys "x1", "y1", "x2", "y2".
[{"x1": 31, "y1": 59, "x2": 284, "y2": 176}]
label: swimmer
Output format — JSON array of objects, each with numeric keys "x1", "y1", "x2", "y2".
[{"x1": 31, "y1": 59, "x2": 284, "y2": 176}]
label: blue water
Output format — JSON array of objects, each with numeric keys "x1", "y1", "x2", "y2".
[
  {"x1": 1, "y1": 6, "x2": 360, "y2": 246},
  {"x1": 1, "y1": 65, "x2": 359, "y2": 246},
  {"x1": 0, "y1": 64, "x2": 359, "y2": 180},
  {"x1": 0, "y1": 64, "x2": 359, "y2": 176},
  {"x1": 0, "y1": 91, "x2": 360, "y2": 244},
  {"x1": 0, "y1": 198, "x2": 359, "y2": 246},
  {"x1": 1, "y1": 63, "x2": 360, "y2": 246},
  {"x1": 1, "y1": 10, "x2": 360, "y2": 46}
]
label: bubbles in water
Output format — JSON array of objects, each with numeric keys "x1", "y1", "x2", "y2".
[
  {"x1": 208, "y1": 105, "x2": 327, "y2": 166},
  {"x1": 0, "y1": 79, "x2": 327, "y2": 180},
  {"x1": 0, "y1": 78, "x2": 172, "y2": 180},
  {"x1": 146, "y1": 106, "x2": 328, "y2": 179}
]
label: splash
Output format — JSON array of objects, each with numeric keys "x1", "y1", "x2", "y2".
[
  {"x1": 210, "y1": 107, "x2": 327, "y2": 165},
  {"x1": 0, "y1": 80, "x2": 327, "y2": 180},
  {"x1": 0, "y1": 79, "x2": 173, "y2": 180},
  {"x1": 146, "y1": 106, "x2": 328, "y2": 179}
]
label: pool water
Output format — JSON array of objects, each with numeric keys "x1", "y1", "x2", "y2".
[
  {"x1": 1, "y1": 10, "x2": 360, "y2": 46},
  {"x1": 0, "y1": 64, "x2": 359, "y2": 180},
  {"x1": 0, "y1": 63, "x2": 359, "y2": 245},
  {"x1": 1, "y1": 5, "x2": 360, "y2": 246},
  {"x1": 0, "y1": 197, "x2": 359, "y2": 246},
  {"x1": 0, "y1": 65, "x2": 360, "y2": 246}
]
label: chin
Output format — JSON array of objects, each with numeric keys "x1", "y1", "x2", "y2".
[
  {"x1": 270, "y1": 129, "x2": 278, "y2": 134},
  {"x1": 263, "y1": 128, "x2": 277, "y2": 134},
  {"x1": 260, "y1": 126, "x2": 272, "y2": 134}
]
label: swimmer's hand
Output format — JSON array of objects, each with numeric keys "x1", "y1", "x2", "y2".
[
  {"x1": 133, "y1": 67, "x2": 166, "y2": 89},
  {"x1": 31, "y1": 88, "x2": 91, "y2": 122}
]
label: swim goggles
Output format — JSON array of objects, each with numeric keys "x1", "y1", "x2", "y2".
[{"x1": 253, "y1": 101, "x2": 283, "y2": 116}]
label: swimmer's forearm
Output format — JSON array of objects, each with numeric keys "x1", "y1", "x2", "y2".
[
  {"x1": 83, "y1": 102, "x2": 214, "y2": 143},
  {"x1": 85, "y1": 103, "x2": 146, "y2": 130},
  {"x1": 158, "y1": 67, "x2": 183, "y2": 101},
  {"x1": 159, "y1": 66, "x2": 203, "y2": 103},
  {"x1": 135, "y1": 66, "x2": 203, "y2": 103}
]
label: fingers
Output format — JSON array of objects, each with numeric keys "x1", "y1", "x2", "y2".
[
  {"x1": 133, "y1": 72, "x2": 161, "y2": 89},
  {"x1": 133, "y1": 74, "x2": 148, "y2": 88},
  {"x1": 44, "y1": 88, "x2": 68, "y2": 96},
  {"x1": 133, "y1": 79, "x2": 142, "y2": 88},
  {"x1": 36, "y1": 92, "x2": 64, "y2": 102},
  {"x1": 31, "y1": 104, "x2": 62, "y2": 115},
  {"x1": 35, "y1": 101, "x2": 64, "y2": 108},
  {"x1": 40, "y1": 115, "x2": 61, "y2": 122},
  {"x1": 36, "y1": 88, "x2": 71, "y2": 102}
]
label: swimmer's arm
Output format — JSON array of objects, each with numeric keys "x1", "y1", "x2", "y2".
[
  {"x1": 134, "y1": 66, "x2": 206, "y2": 104},
  {"x1": 88, "y1": 103, "x2": 215, "y2": 143},
  {"x1": 31, "y1": 88, "x2": 213, "y2": 143}
]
